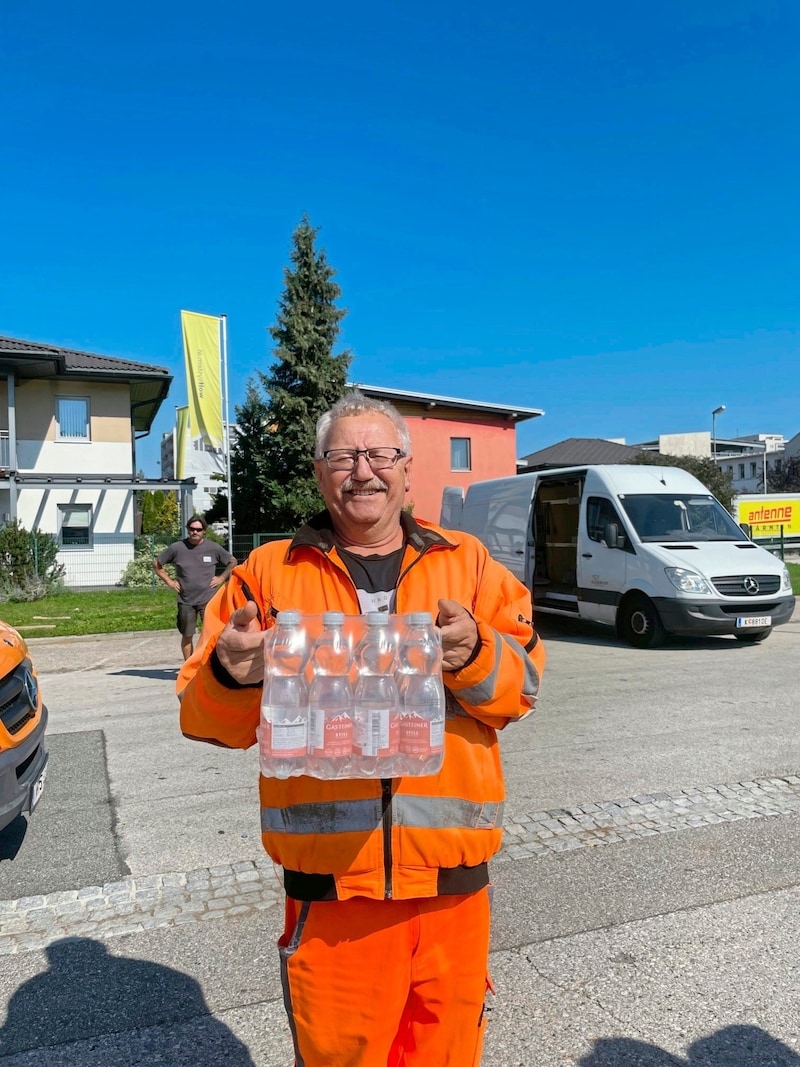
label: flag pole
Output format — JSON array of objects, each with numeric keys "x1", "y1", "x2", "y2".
[{"x1": 220, "y1": 314, "x2": 234, "y2": 554}]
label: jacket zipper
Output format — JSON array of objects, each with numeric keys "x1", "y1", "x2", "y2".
[
  {"x1": 381, "y1": 541, "x2": 443, "y2": 899},
  {"x1": 318, "y1": 548, "x2": 396, "y2": 898},
  {"x1": 381, "y1": 778, "x2": 394, "y2": 899}
]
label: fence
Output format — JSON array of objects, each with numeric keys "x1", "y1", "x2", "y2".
[
  {"x1": 2, "y1": 529, "x2": 293, "y2": 594},
  {"x1": 231, "y1": 533, "x2": 289, "y2": 562},
  {"x1": 739, "y1": 523, "x2": 800, "y2": 561}
]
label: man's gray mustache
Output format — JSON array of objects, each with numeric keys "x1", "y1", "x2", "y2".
[{"x1": 341, "y1": 477, "x2": 389, "y2": 492}]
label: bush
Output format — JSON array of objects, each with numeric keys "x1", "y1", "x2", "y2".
[
  {"x1": 119, "y1": 536, "x2": 174, "y2": 589},
  {"x1": 0, "y1": 521, "x2": 65, "y2": 602}
]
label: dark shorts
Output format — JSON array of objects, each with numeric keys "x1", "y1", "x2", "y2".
[{"x1": 176, "y1": 603, "x2": 207, "y2": 637}]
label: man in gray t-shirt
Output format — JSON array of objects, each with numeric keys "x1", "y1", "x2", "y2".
[{"x1": 153, "y1": 516, "x2": 237, "y2": 660}]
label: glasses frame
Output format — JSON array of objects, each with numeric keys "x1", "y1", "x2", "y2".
[
  {"x1": 187, "y1": 526, "x2": 205, "y2": 533},
  {"x1": 320, "y1": 447, "x2": 407, "y2": 471}
]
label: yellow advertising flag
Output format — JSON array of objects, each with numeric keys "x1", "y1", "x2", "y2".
[
  {"x1": 175, "y1": 405, "x2": 188, "y2": 480},
  {"x1": 180, "y1": 310, "x2": 224, "y2": 475}
]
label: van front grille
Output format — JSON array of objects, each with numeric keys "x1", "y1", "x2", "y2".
[{"x1": 711, "y1": 575, "x2": 781, "y2": 597}]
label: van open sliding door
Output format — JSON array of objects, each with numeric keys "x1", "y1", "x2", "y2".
[{"x1": 532, "y1": 473, "x2": 585, "y2": 616}]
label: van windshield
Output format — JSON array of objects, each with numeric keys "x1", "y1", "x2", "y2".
[{"x1": 619, "y1": 494, "x2": 745, "y2": 542}]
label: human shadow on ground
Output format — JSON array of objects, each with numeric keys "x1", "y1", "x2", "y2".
[
  {"x1": 0, "y1": 936, "x2": 255, "y2": 1064},
  {"x1": 110, "y1": 667, "x2": 180, "y2": 681},
  {"x1": 578, "y1": 1026, "x2": 800, "y2": 1066}
]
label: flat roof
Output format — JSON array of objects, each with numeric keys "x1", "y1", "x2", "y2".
[{"x1": 351, "y1": 383, "x2": 544, "y2": 422}]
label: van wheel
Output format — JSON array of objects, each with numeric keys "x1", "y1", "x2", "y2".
[
  {"x1": 734, "y1": 629, "x2": 771, "y2": 643},
  {"x1": 619, "y1": 594, "x2": 665, "y2": 649}
]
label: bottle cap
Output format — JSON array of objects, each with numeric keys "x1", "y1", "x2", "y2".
[
  {"x1": 365, "y1": 612, "x2": 389, "y2": 625},
  {"x1": 409, "y1": 612, "x2": 433, "y2": 625},
  {"x1": 276, "y1": 610, "x2": 302, "y2": 625},
  {"x1": 322, "y1": 611, "x2": 346, "y2": 626}
]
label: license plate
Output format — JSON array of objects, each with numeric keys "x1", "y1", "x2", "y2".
[
  {"x1": 30, "y1": 766, "x2": 47, "y2": 811},
  {"x1": 736, "y1": 616, "x2": 771, "y2": 629}
]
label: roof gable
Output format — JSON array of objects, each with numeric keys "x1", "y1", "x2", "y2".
[
  {"x1": 520, "y1": 437, "x2": 650, "y2": 469},
  {"x1": 0, "y1": 335, "x2": 172, "y2": 432}
]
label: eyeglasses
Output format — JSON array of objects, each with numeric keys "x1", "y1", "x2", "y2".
[
  {"x1": 188, "y1": 526, "x2": 204, "y2": 533},
  {"x1": 319, "y1": 448, "x2": 407, "y2": 471}
]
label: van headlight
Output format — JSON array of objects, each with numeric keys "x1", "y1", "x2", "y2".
[
  {"x1": 665, "y1": 567, "x2": 712, "y2": 594},
  {"x1": 782, "y1": 566, "x2": 792, "y2": 592}
]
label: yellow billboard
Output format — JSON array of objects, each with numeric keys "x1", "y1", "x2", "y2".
[{"x1": 736, "y1": 496, "x2": 800, "y2": 538}]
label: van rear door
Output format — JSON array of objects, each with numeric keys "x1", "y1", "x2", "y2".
[{"x1": 440, "y1": 486, "x2": 465, "y2": 529}]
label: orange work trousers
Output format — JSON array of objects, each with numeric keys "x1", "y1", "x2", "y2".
[{"x1": 279, "y1": 888, "x2": 493, "y2": 1067}]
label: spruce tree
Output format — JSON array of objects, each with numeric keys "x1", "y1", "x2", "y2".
[
  {"x1": 227, "y1": 380, "x2": 270, "y2": 532},
  {"x1": 256, "y1": 216, "x2": 352, "y2": 530}
]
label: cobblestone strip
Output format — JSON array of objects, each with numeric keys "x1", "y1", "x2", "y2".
[
  {"x1": 4, "y1": 775, "x2": 800, "y2": 954},
  {"x1": 497, "y1": 774, "x2": 800, "y2": 863},
  {"x1": 0, "y1": 856, "x2": 284, "y2": 956}
]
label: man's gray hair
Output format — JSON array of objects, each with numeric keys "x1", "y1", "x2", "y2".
[{"x1": 315, "y1": 390, "x2": 412, "y2": 457}]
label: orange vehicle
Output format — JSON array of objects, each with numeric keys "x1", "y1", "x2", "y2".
[{"x1": 0, "y1": 620, "x2": 48, "y2": 833}]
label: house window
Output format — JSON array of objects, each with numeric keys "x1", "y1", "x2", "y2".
[
  {"x1": 450, "y1": 437, "x2": 471, "y2": 471},
  {"x1": 750, "y1": 462, "x2": 757, "y2": 478},
  {"x1": 738, "y1": 464, "x2": 745, "y2": 479},
  {"x1": 56, "y1": 397, "x2": 90, "y2": 441},
  {"x1": 59, "y1": 504, "x2": 92, "y2": 546}
]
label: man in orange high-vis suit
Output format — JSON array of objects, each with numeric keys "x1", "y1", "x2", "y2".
[{"x1": 178, "y1": 390, "x2": 546, "y2": 1066}]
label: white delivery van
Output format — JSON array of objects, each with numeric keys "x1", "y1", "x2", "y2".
[{"x1": 441, "y1": 465, "x2": 796, "y2": 647}]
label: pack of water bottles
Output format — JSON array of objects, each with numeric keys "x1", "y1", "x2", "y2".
[{"x1": 255, "y1": 610, "x2": 446, "y2": 780}]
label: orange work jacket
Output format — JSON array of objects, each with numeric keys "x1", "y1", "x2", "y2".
[{"x1": 178, "y1": 511, "x2": 545, "y2": 902}]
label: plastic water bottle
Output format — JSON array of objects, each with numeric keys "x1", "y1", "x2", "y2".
[
  {"x1": 308, "y1": 611, "x2": 354, "y2": 779},
  {"x1": 352, "y1": 613, "x2": 400, "y2": 777},
  {"x1": 258, "y1": 610, "x2": 309, "y2": 779},
  {"x1": 397, "y1": 612, "x2": 445, "y2": 776}
]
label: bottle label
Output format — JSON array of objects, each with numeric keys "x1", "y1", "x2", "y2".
[
  {"x1": 310, "y1": 710, "x2": 354, "y2": 757},
  {"x1": 400, "y1": 712, "x2": 445, "y2": 755},
  {"x1": 260, "y1": 717, "x2": 308, "y2": 758},
  {"x1": 354, "y1": 709, "x2": 399, "y2": 757}
]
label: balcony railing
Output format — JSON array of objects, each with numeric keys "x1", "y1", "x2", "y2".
[{"x1": 0, "y1": 431, "x2": 9, "y2": 469}]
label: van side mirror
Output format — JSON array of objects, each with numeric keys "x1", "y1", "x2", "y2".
[{"x1": 603, "y1": 522, "x2": 622, "y2": 549}]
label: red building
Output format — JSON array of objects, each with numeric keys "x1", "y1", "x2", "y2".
[{"x1": 356, "y1": 384, "x2": 543, "y2": 521}]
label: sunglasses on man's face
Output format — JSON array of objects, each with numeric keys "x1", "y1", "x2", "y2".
[{"x1": 188, "y1": 527, "x2": 204, "y2": 533}]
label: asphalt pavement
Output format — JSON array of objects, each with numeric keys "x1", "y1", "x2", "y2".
[{"x1": 2, "y1": 607, "x2": 800, "y2": 1066}]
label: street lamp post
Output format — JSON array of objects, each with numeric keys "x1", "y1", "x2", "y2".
[{"x1": 712, "y1": 405, "x2": 726, "y2": 459}]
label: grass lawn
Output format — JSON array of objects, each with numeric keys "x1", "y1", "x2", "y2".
[
  {"x1": 788, "y1": 561, "x2": 800, "y2": 596},
  {"x1": 0, "y1": 589, "x2": 177, "y2": 638}
]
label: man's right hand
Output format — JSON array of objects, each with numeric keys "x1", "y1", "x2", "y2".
[{"x1": 214, "y1": 601, "x2": 265, "y2": 686}]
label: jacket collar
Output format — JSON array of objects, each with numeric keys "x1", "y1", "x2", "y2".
[{"x1": 289, "y1": 510, "x2": 455, "y2": 557}]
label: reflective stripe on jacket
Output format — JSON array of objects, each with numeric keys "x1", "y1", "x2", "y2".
[{"x1": 178, "y1": 511, "x2": 545, "y2": 902}]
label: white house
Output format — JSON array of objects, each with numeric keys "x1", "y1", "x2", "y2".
[{"x1": 0, "y1": 335, "x2": 192, "y2": 588}]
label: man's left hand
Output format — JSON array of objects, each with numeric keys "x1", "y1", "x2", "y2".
[
  {"x1": 210, "y1": 576, "x2": 224, "y2": 588},
  {"x1": 437, "y1": 599, "x2": 480, "y2": 673}
]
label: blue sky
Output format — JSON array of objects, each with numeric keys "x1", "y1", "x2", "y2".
[{"x1": 2, "y1": 0, "x2": 798, "y2": 476}]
